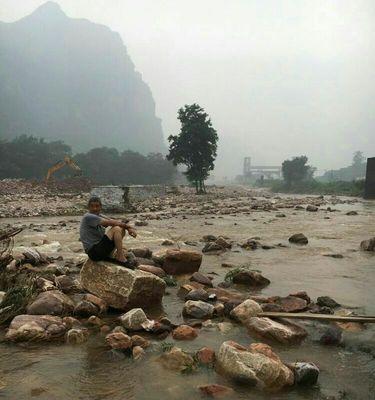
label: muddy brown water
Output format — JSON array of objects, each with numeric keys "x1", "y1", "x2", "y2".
[{"x1": 0, "y1": 196, "x2": 374, "y2": 399}]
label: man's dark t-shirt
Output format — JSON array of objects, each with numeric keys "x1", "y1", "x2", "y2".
[{"x1": 80, "y1": 213, "x2": 105, "y2": 253}]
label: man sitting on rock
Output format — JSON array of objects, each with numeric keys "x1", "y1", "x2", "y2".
[{"x1": 80, "y1": 196, "x2": 137, "y2": 267}]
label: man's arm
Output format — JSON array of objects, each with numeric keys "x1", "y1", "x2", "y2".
[
  {"x1": 99, "y1": 218, "x2": 137, "y2": 238},
  {"x1": 99, "y1": 218, "x2": 129, "y2": 228}
]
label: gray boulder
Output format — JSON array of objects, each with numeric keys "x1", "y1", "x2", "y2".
[
  {"x1": 183, "y1": 300, "x2": 214, "y2": 319},
  {"x1": 6, "y1": 315, "x2": 66, "y2": 341},
  {"x1": 27, "y1": 290, "x2": 75, "y2": 316}
]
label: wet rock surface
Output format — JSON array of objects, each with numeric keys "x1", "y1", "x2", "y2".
[
  {"x1": 216, "y1": 341, "x2": 294, "y2": 390},
  {"x1": 80, "y1": 259, "x2": 166, "y2": 309}
]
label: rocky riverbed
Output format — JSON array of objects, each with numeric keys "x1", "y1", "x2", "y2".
[{"x1": 0, "y1": 186, "x2": 374, "y2": 400}]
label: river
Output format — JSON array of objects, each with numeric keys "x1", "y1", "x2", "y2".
[{"x1": 0, "y1": 195, "x2": 374, "y2": 399}]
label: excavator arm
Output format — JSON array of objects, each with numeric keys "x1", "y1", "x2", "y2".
[{"x1": 45, "y1": 156, "x2": 82, "y2": 182}]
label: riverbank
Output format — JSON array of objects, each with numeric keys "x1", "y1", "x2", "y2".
[{"x1": 0, "y1": 187, "x2": 374, "y2": 399}]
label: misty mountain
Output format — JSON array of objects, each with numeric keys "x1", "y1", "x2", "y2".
[{"x1": 0, "y1": 1, "x2": 165, "y2": 154}]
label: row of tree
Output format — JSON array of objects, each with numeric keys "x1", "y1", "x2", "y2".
[
  {"x1": 0, "y1": 135, "x2": 176, "y2": 184},
  {"x1": 0, "y1": 103, "x2": 220, "y2": 189},
  {"x1": 281, "y1": 152, "x2": 366, "y2": 187}
]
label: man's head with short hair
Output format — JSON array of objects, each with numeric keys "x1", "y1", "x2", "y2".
[{"x1": 88, "y1": 196, "x2": 102, "y2": 215}]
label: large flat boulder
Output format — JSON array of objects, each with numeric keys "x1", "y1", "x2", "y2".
[
  {"x1": 216, "y1": 341, "x2": 294, "y2": 390},
  {"x1": 80, "y1": 260, "x2": 166, "y2": 310},
  {"x1": 245, "y1": 317, "x2": 307, "y2": 344},
  {"x1": 5, "y1": 315, "x2": 66, "y2": 341},
  {"x1": 154, "y1": 248, "x2": 202, "y2": 275}
]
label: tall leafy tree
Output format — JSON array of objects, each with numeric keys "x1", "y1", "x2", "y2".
[
  {"x1": 282, "y1": 155, "x2": 314, "y2": 188},
  {"x1": 167, "y1": 104, "x2": 218, "y2": 193}
]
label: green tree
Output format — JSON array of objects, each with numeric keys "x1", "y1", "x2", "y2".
[
  {"x1": 167, "y1": 104, "x2": 218, "y2": 193},
  {"x1": 0, "y1": 135, "x2": 71, "y2": 179},
  {"x1": 352, "y1": 151, "x2": 365, "y2": 167},
  {"x1": 282, "y1": 155, "x2": 314, "y2": 188}
]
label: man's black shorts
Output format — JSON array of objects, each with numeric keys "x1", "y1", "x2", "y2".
[{"x1": 87, "y1": 235, "x2": 115, "y2": 261}]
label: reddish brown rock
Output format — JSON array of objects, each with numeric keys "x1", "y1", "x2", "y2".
[
  {"x1": 190, "y1": 272, "x2": 213, "y2": 287},
  {"x1": 84, "y1": 294, "x2": 108, "y2": 314},
  {"x1": 137, "y1": 264, "x2": 166, "y2": 278},
  {"x1": 172, "y1": 325, "x2": 198, "y2": 340},
  {"x1": 196, "y1": 346, "x2": 215, "y2": 364},
  {"x1": 289, "y1": 291, "x2": 311, "y2": 304},
  {"x1": 160, "y1": 249, "x2": 202, "y2": 275},
  {"x1": 198, "y1": 384, "x2": 234, "y2": 397},
  {"x1": 105, "y1": 332, "x2": 132, "y2": 350},
  {"x1": 266, "y1": 295, "x2": 308, "y2": 312}
]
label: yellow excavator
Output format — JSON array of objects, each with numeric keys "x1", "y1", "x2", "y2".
[{"x1": 45, "y1": 156, "x2": 82, "y2": 182}]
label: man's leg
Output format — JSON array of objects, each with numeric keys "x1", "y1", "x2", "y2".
[{"x1": 106, "y1": 226, "x2": 127, "y2": 262}]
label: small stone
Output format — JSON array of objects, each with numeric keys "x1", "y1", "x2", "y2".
[
  {"x1": 198, "y1": 384, "x2": 234, "y2": 398},
  {"x1": 172, "y1": 325, "x2": 198, "y2": 340},
  {"x1": 87, "y1": 315, "x2": 103, "y2": 326},
  {"x1": 221, "y1": 263, "x2": 235, "y2": 268},
  {"x1": 183, "y1": 300, "x2": 214, "y2": 319},
  {"x1": 230, "y1": 299, "x2": 262, "y2": 323},
  {"x1": 289, "y1": 233, "x2": 308, "y2": 244},
  {"x1": 215, "y1": 237, "x2": 231, "y2": 249},
  {"x1": 84, "y1": 294, "x2": 108, "y2": 314},
  {"x1": 319, "y1": 326, "x2": 343, "y2": 345},
  {"x1": 74, "y1": 301, "x2": 99, "y2": 317},
  {"x1": 100, "y1": 325, "x2": 111, "y2": 334},
  {"x1": 131, "y1": 335, "x2": 150, "y2": 348},
  {"x1": 158, "y1": 347, "x2": 195, "y2": 371},
  {"x1": 55, "y1": 275, "x2": 77, "y2": 293},
  {"x1": 202, "y1": 242, "x2": 224, "y2": 253},
  {"x1": 231, "y1": 270, "x2": 270, "y2": 287},
  {"x1": 185, "y1": 288, "x2": 209, "y2": 302},
  {"x1": 317, "y1": 296, "x2": 340, "y2": 309},
  {"x1": 66, "y1": 328, "x2": 89, "y2": 344},
  {"x1": 360, "y1": 237, "x2": 375, "y2": 251},
  {"x1": 62, "y1": 316, "x2": 81, "y2": 329},
  {"x1": 132, "y1": 345, "x2": 145, "y2": 360},
  {"x1": 105, "y1": 332, "x2": 132, "y2": 350},
  {"x1": 190, "y1": 272, "x2": 213, "y2": 287},
  {"x1": 162, "y1": 239, "x2": 174, "y2": 246},
  {"x1": 346, "y1": 211, "x2": 358, "y2": 216},
  {"x1": 119, "y1": 308, "x2": 149, "y2": 331},
  {"x1": 306, "y1": 205, "x2": 319, "y2": 212},
  {"x1": 292, "y1": 362, "x2": 320, "y2": 386},
  {"x1": 196, "y1": 347, "x2": 215, "y2": 364},
  {"x1": 137, "y1": 264, "x2": 166, "y2": 278}
]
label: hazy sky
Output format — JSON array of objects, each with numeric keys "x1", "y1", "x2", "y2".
[{"x1": 1, "y1": 0, "x2": 374, "y2": 177}]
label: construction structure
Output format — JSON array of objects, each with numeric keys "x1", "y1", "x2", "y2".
[
  {"x1": 364, "y1": 157, "x2": 375, "y2": 199},
  {"x1": 243, "y1": 157, "x2": 282, "y2": 180}
]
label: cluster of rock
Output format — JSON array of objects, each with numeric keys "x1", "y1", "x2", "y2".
[
  {"x1": 0, "y1": 180, "x2": 362, "y2": 219},
  {"x1": 0, "y1": 179, "x2": 87, "y2": 218}
]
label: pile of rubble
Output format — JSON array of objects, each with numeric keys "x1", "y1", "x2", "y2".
[{"x1": 0, "y1": 179, "x2": 89, "y2": 218}]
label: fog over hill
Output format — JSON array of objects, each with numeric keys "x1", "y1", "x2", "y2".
[
  {"x1": 0, "y1": 2, "x2": 165, "y2": 154},
  {"x1": 1, "y1": 1, "x2": 374, "y2": 177}
]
